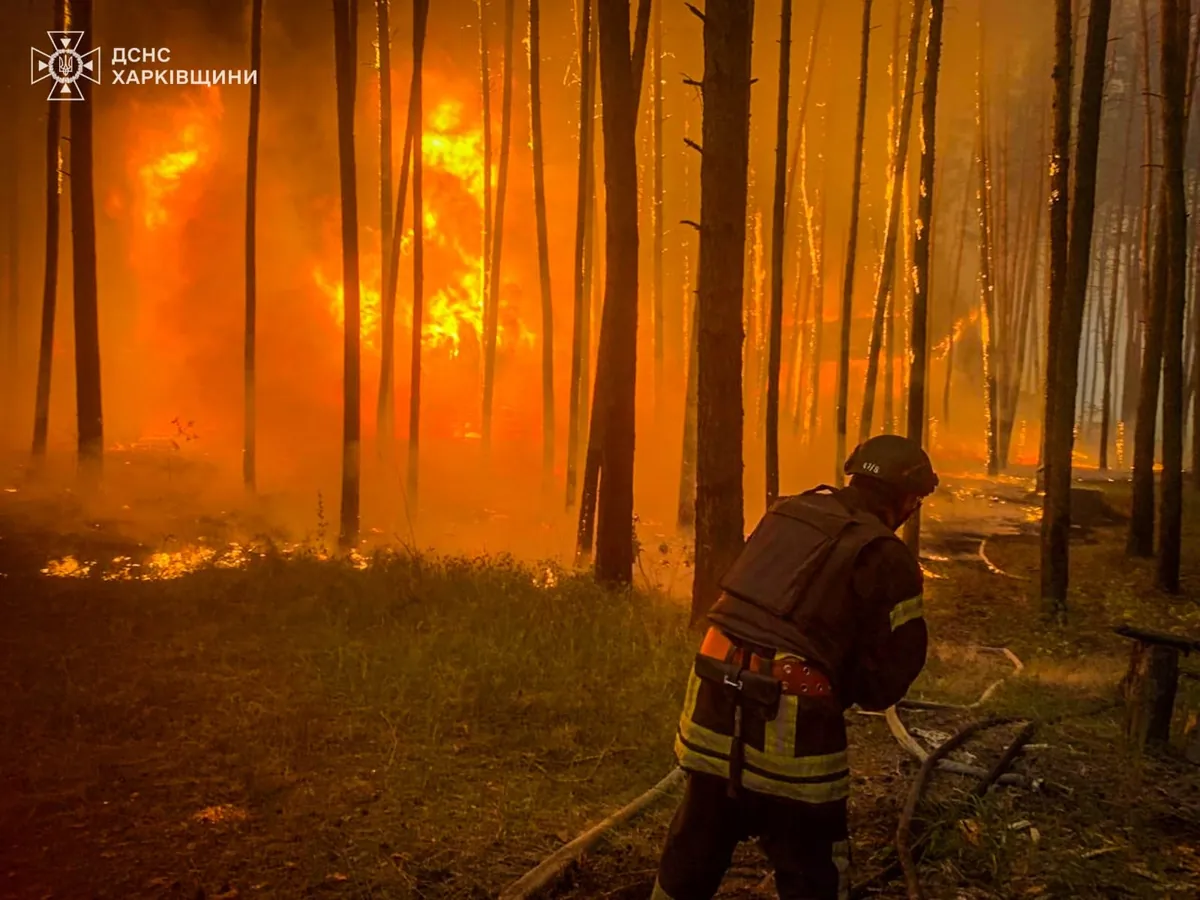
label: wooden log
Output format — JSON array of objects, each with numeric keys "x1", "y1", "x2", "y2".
[
  {"x1": 1123, "y1": 640, "x2": 1180, "y2": 748},
  {"x1": 973, "y1": 721, "x2": 1038, "y2": 796},
  {"x1": 497, "y1": 767, "x2": 684, "y2": 900},
  {"x1": 1115, "y1": 623, "x2": 1199, "y2": 654}
]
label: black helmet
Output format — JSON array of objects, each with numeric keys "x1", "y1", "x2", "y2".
[{"x1": 844, "y1": 434, "x2": 939, "y2": 498}]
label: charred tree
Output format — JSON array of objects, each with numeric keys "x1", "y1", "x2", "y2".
[
  {"x1": 902, "y1": 0, "x2": 944, "y2": 555},
  {"x1": 32, "y1": 0, "x2": 67, "y2": 461},
  {"x1": 576, "y1": 0, "x2": 652, "y2": 585},
  {"x1": 379, "y1": 0, "x2": 423, "y2": 449},
  {"x1": 407, "y1": 0, "x2": 430, "y2": 507},
  {"x1": 941, "y1": 152, "x2": 975, "y2": 427},
  {"x1": 482, "y1": 0, "x2": 516, "y2": 455},
  {"x1": 243, "y1": 0, "x2": 264, "y2": 491},
  {"x1": 566, "y1": 0, "x2": 596, "y2": 508},
  {"x1": 883, "y1": 0, "x2": 904, "y2": 437},
  {"x1": 861, "y1": 0, "x2": 925, "y2": 443},
  {"x1": 835, "y1": 0, "x2": 874, "y2": 484},
  {"x1": 765, "y1": 0, "x2": 793, "y2": 508},
  {"x1": 70, "y1": 0, "x2": 103, "y2": 481},
  {"x1": 805, "y1": 185, "x2": 828, "y2": 442},
  {"x1": 1156, "y1": 0, "x2": 1188, "y2": 594},
  {"x1": 333, "y1": 0, "x2": 362, "y2": 548},
  {"x1": 1041, "y1": 0, "x2": 1074, "y2": 497},
  {"x1": 530, "y1": 0, "x2": 555, "y2": 485},
  {"x1": 976, "y1": 29, "x2": 1000, "y2": 476},
  {"x1": 374, "y1": 0, "x2": 394, "y2": 447},
  {"x1": 1041, "y1": 0, "x2": 1111, "y2": 617},
  {"x1": 652, "y1": 0, "x2": 665, "y2": 417},
  {"x1": 691, "y1": 0, "x2": 754, "y2": 623},
  {"x1": 678, "y1": 285, "x2": 699, "y2": 530}
]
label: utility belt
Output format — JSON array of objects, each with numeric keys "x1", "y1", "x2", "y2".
[{"x1": 694, "y1": 626, "x2": 834, "y2": 798}]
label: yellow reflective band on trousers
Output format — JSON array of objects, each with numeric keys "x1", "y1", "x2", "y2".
[
  {"x1": 889, "y1": 593, "x2": 924, "y2": 631},
  {"x1": 650, "y1": 879, "x2": 677, "y2": 900},
  {"x1": 674, "y1": 667, "x2": 851, "y2": 805}
]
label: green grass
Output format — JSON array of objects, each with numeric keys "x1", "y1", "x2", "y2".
[{"x1": 1, "y1": 480, "x2": 1199, "y2": 899}]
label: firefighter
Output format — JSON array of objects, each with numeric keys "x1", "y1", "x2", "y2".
[{"x1": 651, "y1": 434, "x2": 938, "y2": 900}]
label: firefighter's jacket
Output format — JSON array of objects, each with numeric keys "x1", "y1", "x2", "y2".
[{"x1": 673, "y1": 485, "x2": 927, "y2": 806}]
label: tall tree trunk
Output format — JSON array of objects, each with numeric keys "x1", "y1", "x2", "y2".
[
  {"x1": 334, "y1": 0, "x2": 362, "y2": 548},
  {"x1": 407, "y1": 0, "x2": 429, "y2": 507},
  {"x1": 692, "y1": 0, "x2": 754, "y2": 623},
  {"x1": 379, "y1": 0, "x2": 422, "y2": 450},
  {"x1": 784, "y1": 0, "x2": 826, "y2": 238},
  {"x1": 70, "y1": 0, "x2": 103, "y2": 482},
  {"x1": 1101, "y1": 91, "x2": 1137, "y2": 471},
  {"x1": 860, "y1": 0, "x2": 925, "y2": 442},
  {"x1": 1157, "y1": 0, "x2": 1189, "y2": 594},
  {"x1": 243, "y1": 0, "x2": 264, "y2": 491},
  {"x1": 482, "y1": 0, "x2": 516, "y2": 455},
  {"x1": 375, "y1": 0, "x2": 394, "y2": 449},
  {"x1": 32, "y1": 0, "x2": 66, "y2": 461},
  {"x1": 836, "y1": 0, "x2": 874, "y2": 484},
  {"x1": 652, "y1": 0, "x2": 665, "y2": 418},
  {"x1": 574, "y1": 0, "x2": 649, "y2": 562},
  {"x1": 1041, "y1": 0, "x2": 1112, "y2": 617},
  {"x1": 804, "y1": 158, "x2": 828, "y2": 443},
  {"x1": 566, "y1": 0, "x2": 595, "y2": 508},
  {"x1": 902, "y1": 0, "x2": 944, "y2": 555},
  {"x1": 679, "y1": 284, "x2": 699, "y2": 530},
  {"x1": 883, "y1": 0, "x2": 904, "y2": 438},
  {"x1": 530, "y1": 0, "x2": 555, "y2": 486},
  {"x1": 941, "y1": 152, "x2": 975, "y2": 427},
  {"x1": 1041, "y1": 0, "x2": 1074, "y2": 495},
  {"x1": 976, "y1": 28, "x2": 1001, "y2": 476},
  {"x1": 765, "y1": 0, "x2": 793, "y2": 508}
]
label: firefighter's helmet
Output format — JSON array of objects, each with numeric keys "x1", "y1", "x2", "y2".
[{"x1": 844, "y1": 434, "x2": 939, "y2": 498}]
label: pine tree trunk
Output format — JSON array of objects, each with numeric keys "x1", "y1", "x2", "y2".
[
  {"x1": 482, "y1": 0, "x2": 515, "y2": 455},
  {"x1": 1101, "y1": 92, "x2": 1137, "y2": 471},
  {"x1": 566, "y1": 0, "x2": 595, "y2": 509},
  {"x1": 1041, "y1": 0, "x2": 1112, "y2": 617},
  {"x1": 652, "y1": 0, "x2": 665, "y2": 419},
  {"x1": 976, "y1": 35, "x2": 1001, "y2": 476},
  {"x1": 941, "y1": 152, "x2": 975, "y2": 427},
  {"x1": 902, "y1": 0, "x2": 944, "y2": 555},
  {"x1": 378, "y1": 39, "x2": 420, "y2": 451},
  {"x1": 765, "y1": 0, "x2": 793, "y2": 509},
  {"x1": 678, "y1": 287, "x2": 699, "y2": 530},
  {"x1": 692, "y1": 0, "x2": 754, "y2": 623},
  {"x1": 243, "y1": 0, "x2": 264, "y2": 491},
  {"x1": 836, "y1": 0, "x2": 874, "y2": 485},
  {"x1": 407, "y1": 0, "x2": 429, "y2": 507},
  {"x1": 530, "y1": 0, "x2": 555, "y2": 486},
  {"x1": 374, "y1": 0, "x2": 394, "y2": 450},
  {"x1": 784, "y1": 0, "x2": 826, "y2": 238},
  {"x1": 805, "y1": 188, "x2": 828, "y2": 442},
  {"x1": 70, "y1": 0, "x2": 103, "y2": 482},
  {"x1": 860, "y1": 0, "x2": 925, "y2": 443},
  {"x1": 32, "y1": 0, "x2": 66, "y2": 462},
  {"x1": 1156, "y1": 0, "x2": 1189, "y2": 594},
  {"x1": 882, "y1": 0, "x2": 904, "y2": 439}
]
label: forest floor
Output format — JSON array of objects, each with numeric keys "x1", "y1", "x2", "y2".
[{"x1": 2, "y1": 477, "x2": 1200, "y2": 899}]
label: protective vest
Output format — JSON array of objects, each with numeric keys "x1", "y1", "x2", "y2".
[{"x1": 708, "y1": 487, "x2": 900, "y2": 692}]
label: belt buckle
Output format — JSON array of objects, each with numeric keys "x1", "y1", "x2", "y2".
[{"x1": 723, "y1": 673, "x2": 743, "y2": 691}]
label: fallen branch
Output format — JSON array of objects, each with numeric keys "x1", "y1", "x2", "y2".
[
  {"x1": 497, "y1": 767, "x2": 685, "y2": 900},
  {"x1": 884, "y1": 706, "x2": 1032, "y2": 788},
  {"x1": 897, "y1": 717, "x2": 1026, "y2": 900},
  {"x1": 972, "y1": 720, "x2": 1039, "y2": 797}
]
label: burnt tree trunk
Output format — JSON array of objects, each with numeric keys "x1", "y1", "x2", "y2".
[
  {"x1": 860, "y1": 0, "x2": 925, "y2": 443},
  {"x1": 765, "y1": 0, "x2": 793, "y2": 508},
  {"x1": 577, "y1": 0, "x2": 652, "y2": 584},
  {"x1": 32, "y1": 0, "x2": 67, "y2": 461},
  {"x1": 976, "y1": 31, "x2": 1000, "y2": 476},
  {"x1": 804, "y1": 169, "x2": 829, "y2": 443},
  {"x1": 902, "y1": 0, "x2": 944, "y2": 556},
  {"x1": 1123, "y1": 641, "x2": 1180, "y2": 749},
  {"x1": 941, "y1": 152, "x2": 975, "y2": 427},
  {"x1": 883, "y1": 0, "x2": 903, "y2": 437},
  {"x1": 679, "y1": 286, "x2": 699, "y2": 530},
  {"x1": 1041, "y1": 0, "x2": 1075, "y2": 497},
  {"x1": 70, "y1": 0, "x2": 103, "y2": 482},
  {"x1": 692, "y1": 0, "x2": 754, "y2": 623},
  {"x1": 835, "y1": 0, "x2": 874, "y2": 484},
  {"x1": 243, "y1": 0, "x2": 264, "y2": 491},
  {"x1": 1156, "y1": 0, "x2": 1189, "y2": 594},
  {"x1": 375, "y1": 0, "x2": 395, "y2": 449},
  {"x1": 566, "y1": 0, "x2": 595, "y2": 508},
  {"x1": 1041, "y1": 0, "x2": 1111, "y2": 617},
  {"x1": 530, "y1": 0, "x2": 555, "y2": 486},
  {"x1": 652, "y1": 0, "x2": 665, "y2": 418},
  {"x1": 482, "y1": 0, "x2": 515, "y2": 455},
  {"x1": 407, "y1": 0, "x2": 429, "y2": 507}
]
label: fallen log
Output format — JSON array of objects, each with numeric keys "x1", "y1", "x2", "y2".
[
  {"x1": 497, "y1": 767, "x2": 685, "y2": 900},
  {"x1": 972, "y1": 721, "x2": 1039, "y2": 797},
  {"x1": 884, "y1": 706, "x2": 1032, "y2": 788}
]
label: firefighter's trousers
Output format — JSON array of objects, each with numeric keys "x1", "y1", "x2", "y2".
[{"x1": 651, "y1": 772, "x2": 850, "y2": 900}]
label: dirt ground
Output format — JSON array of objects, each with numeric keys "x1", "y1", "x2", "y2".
[{"x1": 2, "y1": 477, "x2": 1199, "y2": 899}]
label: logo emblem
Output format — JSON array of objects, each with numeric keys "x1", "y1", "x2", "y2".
[{"x1": 31, "y1": 31, "x2": 102, "y2": 101}]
